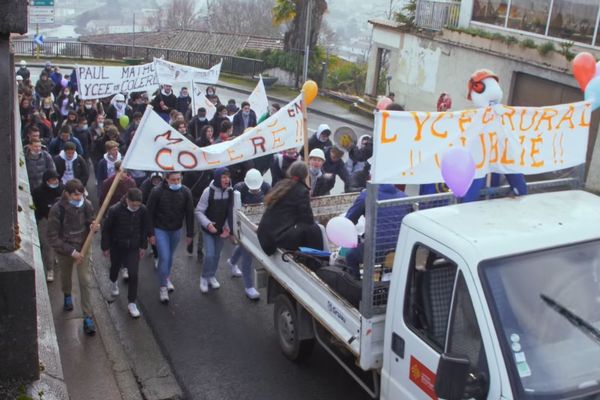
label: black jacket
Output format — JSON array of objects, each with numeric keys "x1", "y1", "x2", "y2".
[
  {"x1": 257, "y1": 181, "x2": 316, "y2": 255},
  {"x1": 232, "y1": 110, "x2": 257, "y2": 137},
  {"x1": 32, "y1": 181, "x2": 64, "y2": 220},
  {"x1": 187, "y1": 116, "x2": 210, "y2": 141},
  {"x1": 101, "y1": 198, "x2": 149, "y2": 250},
  {"x1": 53, "y1": 153, "x2": 90, "y2": 186},
  {"x1": 150, "y1": 92, "x2": 177, "y2": 117},
  {"x1": 147, "y1": 182, "x2": 195, "y2": 237}
]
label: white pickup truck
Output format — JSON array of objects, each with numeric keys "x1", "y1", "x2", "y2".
[{"x1": 233, "y1": 177, "x2": 600, "y2": 400}]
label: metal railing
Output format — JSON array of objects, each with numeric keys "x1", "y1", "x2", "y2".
[
  {"x1": 12, "y1": 40, "x2": 264, "y2": 77},
  {"x1": 360, "y1": 174, "x2": 584, "y2": 318},
  {"x1": 415, "y1": 0, "x2": 461, "y2": 31}
]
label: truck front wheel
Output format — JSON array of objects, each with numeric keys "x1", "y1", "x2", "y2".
[{"x1": 274, "y1": 294, "x2": 315, "y2": 362}]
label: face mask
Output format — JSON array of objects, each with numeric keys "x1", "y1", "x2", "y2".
[
  {"x1": 127, "y1": 206, "x2": 139, "y2": 212},
  {"x1": 115, "y1": 102, "x2": 124, "y2": 109},
  {"x1": 31, "y1": 150, "x2": 41, "y2": 156},
  {"x1": 82, "y1": 124, "x2": 88, "y2": 129},
  {"x1": 64, "y1": 91, "x2": 70, "y2": 96},
  {"x1": 48, "y1": 182, "x2": 59, "y2": 189},
  {"x1": 69, "y1": 198, "x2": 84, "y2": 208},
  {"x1": 98, "y1": 123, "x2": 104, "y2": 128},
  {"x1": 309, "y1": 167, "x2": 321, "y2": 175},
  {"x1": 85, "y1": 104, "x2": 92, "y2": 109},
  {"x1": 169, "y1": 183, "x2": 182, "y2": 191},
  {"x1": 319, "y1": 135, "x2": 329, "y2": 143},
  {"x1": 43, "y1": 105, "x2": 51, "y2": 110},
  {"x1": 242, "y1": 111, "x2": 250, "y2": 117}
]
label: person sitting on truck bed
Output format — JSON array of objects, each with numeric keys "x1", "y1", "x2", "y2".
[
  {"x1": 344, "y1": 184, "x2": 409, "y2": 278},
  {"x1": 257, "y1": 161, "x2": 323, "y2": 256}
]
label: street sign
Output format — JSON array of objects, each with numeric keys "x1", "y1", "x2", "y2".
[
  {"x1": 31, "y1": 0, "x2": 54, "y2": 5},
  {"x1": 30, "y1": 7, "x2": 55, "y2": 16},
  {"x1": 30, "y1": 15, "x2": 54, "y2": 24},
  {"x1": 33, "y1": 34, "x2": 45, "y2": 46}
]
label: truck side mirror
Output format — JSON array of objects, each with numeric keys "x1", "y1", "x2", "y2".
[{"x1": 434, "y1": 353, "x2": 470, "y2": 400}]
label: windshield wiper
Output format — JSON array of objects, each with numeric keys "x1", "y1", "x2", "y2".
[{"x1": 540, "y1": 294, "x2": 600, "y2": 346}]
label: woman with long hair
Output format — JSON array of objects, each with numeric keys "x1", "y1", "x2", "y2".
[
  {"x1": 257, "y1": 160, "x2": 324, "y2": 256},
  {"x1": 195, "y1": 125, "x2": 215, "y2": 148}
]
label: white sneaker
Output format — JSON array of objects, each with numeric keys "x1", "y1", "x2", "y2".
[
  {"x1": 166, "y1": 278, "x2": 175, "y2": 292},
  {"x1": 199, "y1": 278, "x2": 209, "y2": 293},
  {"x1": 46, "y1": 270, "x2": 54, "y2": 282},
  {"x1": 122, "y1": 268, "x2": 129, "y2": 281},
  {"x1": 208, "y1": 277, "x2": 220, "y2": 289},
  {"x1": 154, "y1": 258, "x2": 158, "y2": 269},
  {"x1": 228, "y1": 259, "x2": 242, "y2": 277},
  {"x1": 245, "y1": 287, "x2": 260, "y2": 300},
  {"x1": 128, "y1": 303, "x2": 140, "y2": 318},
  {"x1": 159, "y1": 287, "x2": 169, "y2": 303},
  {"x1": 110, "y1": 281, "x2": 119, "y2": 296}
]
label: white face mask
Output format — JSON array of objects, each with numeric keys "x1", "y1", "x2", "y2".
[
  {"x1": 98, "y1": 123, "x2": 104, "y2": 128},
  {"x1": 85, "y1": 104, "x2": 92, "y2": 109}
]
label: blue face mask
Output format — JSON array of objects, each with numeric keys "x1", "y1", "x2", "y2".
[
  {"x1": 69, "y1": 198, "x2": 84, "y2": 208},
  {"x1": 169, "y1": 183, "x2": 182, "y2": 191},
  {"x1": 48, "y1": 183, "x2": 59, "y2": 189}
]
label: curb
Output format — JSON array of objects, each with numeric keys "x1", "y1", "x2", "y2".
[{"x1": 213, "y1": 83, "x2": 374, "y2": 131}]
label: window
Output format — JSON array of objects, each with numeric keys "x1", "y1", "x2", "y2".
[
  {"x1": 547, "y1": 0, "x2": 600, "y2": 45},
  {"x1": 506, "y1": 0, "x2": 551, "y2": 34},
  {"x1": 447, "y1": 272, "x2": 490, "y2": 398},
  {"x1": 404, "y1": 244, "x2": 458, "y2": 351},
  {"x1": 473, "y1": 0, "x2": 510, "y2": 27}
]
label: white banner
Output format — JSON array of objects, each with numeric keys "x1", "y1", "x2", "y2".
[
  {"x1": 154, "y1": 58, "x2": 222, "y2": 85},
  {"x1": 76, "y1": 62, "x2": 159, "y2": 100},
  {"x1": 248, "y1": 75, "x2": 269, "y2": 117},
  {"x1": 371, "y1": 101, "x2": 593, "y2": 184},
  {"x1": 192, "y1": 83, "x2": 217, "y2": 120},
  {"x1": 122, "y1": 94, "x2": 305, "y2": 172}
]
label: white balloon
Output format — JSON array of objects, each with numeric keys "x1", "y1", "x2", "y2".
[
  {"x1": 470, "y1": 77, "x2": 503, "y2": 108},
  {"x1": 595, "y1": 61, "x2": 600, "y2": 78},
  {"x1": 326, "y1": 216, "x2": 358, "y2": 248}
]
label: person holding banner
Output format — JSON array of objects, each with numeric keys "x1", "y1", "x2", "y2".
[
  {"x1": 232, "y1": 101, "x2": 257, "y2": 137},
  {"x1": 195, "y1": 167, "x2": 234, "y2": 294},
  {"x1": 47, "y1": 179, "x2": 100, "y2": 336},
  {"x1": 188, "y1": 108, "x2": 210, "y2": 141},
  {"x1": 151, "y1": 84, "x2": 177, "y2": 122},
  {"x1": 176, "y1": 87, "x2": 192, "y2": 115},
  {"x1": 147, "y1": 172, "x2": 195, "y2": 303}
]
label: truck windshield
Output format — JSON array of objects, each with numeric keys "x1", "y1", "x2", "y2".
[{"x1": 480, "y1": 241, "x2": 600, "y2": 399}]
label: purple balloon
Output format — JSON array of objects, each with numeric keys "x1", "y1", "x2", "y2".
[
  {"x1": 61, "y1": 78, "x2": 68, "y2": 88},
  {"x1": 441, "y1": 147, "x2": 476, "y2": 197}
]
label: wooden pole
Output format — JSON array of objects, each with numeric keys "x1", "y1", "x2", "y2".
[
  {"x1": 301, "y1": 91, "x2": 310, "y2": 186},
  {"x1": 77, "y1": 167, "x2": 124, "y2": 264}
]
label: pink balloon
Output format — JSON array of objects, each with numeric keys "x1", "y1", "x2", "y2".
[
  {"x1": 377, "y1": 97, "x2": 393, "y2": 111},
  {"x1": 326, "y1": 216, "x2": 358, "y2": 248},
  {"x1": 61, "y1": 78, "x2": 68, "y2": 88},
  {"x1": 441, "y1": 147, "x2": 476, "y2": 197}
]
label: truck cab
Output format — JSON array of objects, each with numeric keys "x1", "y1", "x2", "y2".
[{"x1": 382, "y1": 190, "x2": 600, "y2": 400}]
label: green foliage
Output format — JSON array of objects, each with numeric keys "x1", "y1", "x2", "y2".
[
  {"x1": 504, "y1": 36, "x2": 519, "y2": 46},
  {"x1": 520, "y1": 38, "x2": 537, "y2": 49},
  {"x1": 537, "y1": 41, "x2": 555, "y2": 56},
  {"x1": 272, "y1": 0, "x2": 296, "y2": 25},
  {"x1": 325, "y1": 55, "x2": 367, "y2": 95},
  {"x1": 560, "y1": 41, "x2": 575, "y2": 61},
  {"x1": 394, "y1": 0, "x2": 416, "y2": 26}
]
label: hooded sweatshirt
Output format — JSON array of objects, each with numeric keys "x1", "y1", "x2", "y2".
[
  {"x1": 59, "y1": 150, "x2": 77, "y2": 184},
  {"x1": 25, "y1": 146, "x2": 56, "y2": 190},
  {"x1": 308, "y1": 124, "x2": 332, "y2": 153},
  {"x1": 195, "y1": 168, "x2": 233, "y2": 235}
]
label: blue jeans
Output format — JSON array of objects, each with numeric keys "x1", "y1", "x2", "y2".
[
  {"x1": 155, "y1": 228, "x2": 182, "y2": 287},
  {"x1": 201, "y1": 231, "x2": 225, "y2": 279},
  {"x1": 230, "y1": 245, "x2": 254, "y2": 289}
]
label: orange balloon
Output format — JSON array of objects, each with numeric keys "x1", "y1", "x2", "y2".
[
  {"x1": 302, "y1": 80, "x2": 318, "y2": 106},
  {"x1": 573, "y1": 52, "x2": 597, "y2": 91}
]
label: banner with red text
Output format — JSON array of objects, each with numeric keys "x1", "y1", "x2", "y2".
[
  {"x1": 122, "y1": 94, "x2": 305, "y2": 172},
  {"x1": 371, "y1": 101, "x2": 592, "y2": 184}
]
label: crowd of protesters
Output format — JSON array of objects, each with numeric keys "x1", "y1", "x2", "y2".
[{"x1": 19, "y1": 60, "x2": 376, "y2": 337}]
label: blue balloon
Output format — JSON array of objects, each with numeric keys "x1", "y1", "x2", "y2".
[{"x1": 584, "y1": 76, "x2": 600, "y2": 111}]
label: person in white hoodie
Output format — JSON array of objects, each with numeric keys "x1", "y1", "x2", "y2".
[
  {"x1": 53, "y1": 141, "x2": 89, "y2": 186},
  {"x1": 195, "y1": 167, "x2": 234, "y2": 293},
  {"x1": 96, "y1": 140, "x2": 122, "y2": 196},
  {"x1": 308, "y1": 123, "x2": 332, "y2": 152}
]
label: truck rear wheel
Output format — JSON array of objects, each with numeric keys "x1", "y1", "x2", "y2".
[{"x1": 274, "y1": 294, "x2": 315, "y2": 362}]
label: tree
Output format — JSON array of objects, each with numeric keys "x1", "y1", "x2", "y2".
[
  {"x1": 144, "y1": 0, "x2": 201, "y2": 31},
  {"x1": 205, "y1": 0, "x2": 281, "y2": 37},
  {"x1": 272, "y1": 0, "x2": 328, "y2": 53}
]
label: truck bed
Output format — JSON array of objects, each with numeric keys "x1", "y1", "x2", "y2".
[{"x1": 233, "y1": 193, "x2": 387, "y2": 371}]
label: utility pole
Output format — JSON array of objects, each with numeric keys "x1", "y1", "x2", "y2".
[
  {"x1": 302, "y1": 0, "x2": 312, "y2": 84},
  {"x1": 132, "y1": 13, "x2": 135, "y2": 57}
]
